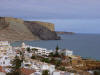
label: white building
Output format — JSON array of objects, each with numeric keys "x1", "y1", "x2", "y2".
[
  {"x1": 0, "y1": 41, "x2": 12, "y2": 51},
  {"x1": 21, "y1": 42, "x2": 26, "y2": 49},
  {"x1": 59, "y1": 49, "x2": 73, "y2": 56},
  {"x1": 0, "y1": 41, "x2": 13, "y2": 56},
  {"x1": 30, "y1": 72, "x2": 42, "y2": 75},
  {"x1": 53, "y1": 71, "x2": 60, "y2": 75},
  {"x1": 22, "y1": 60, "x2": 32, "y2": 69},
  {"x1": 21, "y1": 42, "x2": 52, "y2": 56},
  {"x1": 40, "y1": 63, "x2": 55, "y2": 75},
  {"x1": 35, "y1": 48, "x2": 52, "y2": 56},
  {"x1": 64, "y1": 72, "x2": 75, "y2": 75},
  {"x1": 0, "y1": 55, "x2": 12, "y2": 66},
  {"x1": 0, "y1": 72, "x2": 6, "y2": 75},
  {"x1": 0, "y1": 41, "x2": 13, "y2": 67}
]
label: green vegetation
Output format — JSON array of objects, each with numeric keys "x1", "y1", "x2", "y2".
[
  {"x1": 49, "y1": 52, "x2": 54, "y2": 57},
  {"x1": 12, "y1": 56, "x2": 22, "y2": 70},
  {"x1": 42, "y1": 70, "x2": 50, "y2": 75},
  {"x1": 41, "y1": 58, "x2": 50, "y2": 63},
  {"x1": 55, "y1": 60, "x2": 61, "y2": 67},
  {"x1": 27, "y1": 47, "x2": 31, "y2": 52},
  {"x1": 49, "y1": 45, "x2": 61, "y2": 57},
  {"x1": 69, "y1": 57, "x2": 72, "y2": 65},
  {"x1": 61, "y1": 53, "x2": 64, "y2": 57},
  {"x1": 31, "y1": 55, "x2": 36, "y2": 59},
  {"x1": 30, "y1": 46, "x2": 67, "y2": 71},
  {"x1": 59, "y1": 66, "x2": 66, "y2": 71},
  {"x1": 32, "y1": 48, "x2": 38, "y2": 51},
  {"x1": 56, "y1": 45, "x2": 59, "y2": 51},
  {"x1": 94, "y1": 70, "x2": 100, "y2": 75},
  {"x1": 55, "y1": 45, "x2": 59, "y2": 57},
  {"x1": 6, "y1": 56, "x2": 22, "y2": 75}
]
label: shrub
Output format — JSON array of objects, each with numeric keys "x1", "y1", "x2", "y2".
[{"x1": 42, "y1": 70, "x2": 49, "y2": 75}]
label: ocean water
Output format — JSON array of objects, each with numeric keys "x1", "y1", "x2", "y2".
[{"x1": 11, "y1": 34, "x2": 100, "y2": 60}]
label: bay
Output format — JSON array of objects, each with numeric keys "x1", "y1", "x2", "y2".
[{"x1": 11, "y1": 34, "x2": 100, "y2": 60}]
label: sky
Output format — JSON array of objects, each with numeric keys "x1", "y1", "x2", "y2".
[{"x1": 0, "y1": 0, "x2": 100, "y2": 33}]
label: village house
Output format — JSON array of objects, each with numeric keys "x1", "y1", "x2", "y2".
[
  {"x1": 0, "y1": 41, "x2": 93, "y2": 75},
  {"x1": 21, "y1": 42, "x2": 52, "y2": 56},
  {"x1": 59, "y1": 49, "x2": 73, "y2": 56},
  {"x1": 0, "y1": 41, "x2": 14, "y2": 67}
]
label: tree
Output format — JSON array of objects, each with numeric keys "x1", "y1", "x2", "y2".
[
  {"x1": 13, "y1": 56, "x2": 22, "y2": 69},
  {"x1": 41, "y1": 58, "x2": 50, "y2": 63},
  {"x1": 54, "y1": 45, "x2": 59, "y2": 57},
  {"x1": 42, "y1": 70, "x2": 49, "y2": 75},
  {"x1": 94, "y1": 71, "x2": 100, "y2": 75},
  {"x1": 56, "y1": 45, "x2": 59, "y2": 51},
  {"x1": 31, "y1": 55, "x2": 36, "y2": 59},
  {"x1": 69, "y1": 57, "x2": 72, "y2": 66},
  {"x1": 61, "y1": 53, "x2": 64, "y2": 57},
  {"x1": 55, "y1": 60, "x2": 61, "y2": 68},
  {"x1": 19, "y1": 51, "x2": 25, "y2": 62},
  {"x1": 59, "y1": 66, "x2": 66, "y2": 71},
  {"x1": 27, "y1": 47, "x2": 31, "y2": 52},
  {"x1": 7, "y1": 56, "x2": 22, "y2": 75}
]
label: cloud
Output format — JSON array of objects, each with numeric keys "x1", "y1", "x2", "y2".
[
  {"x1": 39, "y1": 19, "x2": 100, "y2": 33},
  {"x1": 0, "y1": 0, "x2": 100, "y2": 19}
]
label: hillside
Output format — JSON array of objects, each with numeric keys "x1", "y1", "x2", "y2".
[{"x1": 0, "y1": 17, "x2": 59, "y2": 41}]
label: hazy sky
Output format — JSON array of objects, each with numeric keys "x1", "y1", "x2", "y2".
[{"x1": 0, "y1": 0, "x2": 100, "y2": 33}]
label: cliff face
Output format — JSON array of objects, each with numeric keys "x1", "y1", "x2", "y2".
[
  {"x1": 0, "y1": 17, "x2": 59, "y2": 41},
  {"x1": 30, "y1": 21, "x2": 55, "y2": 31},
  {"x1": 24, "y1": 21, "x2": 59, "y2": 40}
]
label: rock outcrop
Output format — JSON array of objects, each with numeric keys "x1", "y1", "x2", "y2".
[
  {"x1": 24, "y1": 21, "x2": 60, "y2": 40},
  {"x1": 0, "y1": 17, "x2": 59, "y2": 41}
]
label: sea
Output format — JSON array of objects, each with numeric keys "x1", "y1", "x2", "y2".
[{"x1": 11, "y1": 34, "x2": 100, "y2": 60}]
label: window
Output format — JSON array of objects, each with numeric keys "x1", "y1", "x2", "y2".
[{"x1": 3, "y1": 61, "x2": 5, "y2": 64}]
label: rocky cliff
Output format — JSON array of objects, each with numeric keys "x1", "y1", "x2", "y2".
[
  {"x1": 0, "y1": 17, "x2": 59, "y2": 41},
  {"x1": 24, "y1": 21, "x2": 60, "y2": 40},
  {"x1": 30, "y1": 21, "x2": 55, "y2": 31}
]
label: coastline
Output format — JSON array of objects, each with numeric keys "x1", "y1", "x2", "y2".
[{"x1": 11, "y1": 34, "x2": 100, "y2": 60}]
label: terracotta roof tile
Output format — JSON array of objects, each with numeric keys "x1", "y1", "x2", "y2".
[
  {"x1": 21, "y1": 68, "x2": 35, "y2": 75},
  {"x1": 0, "y1": 66, "x2": 6, "y2": 73}
]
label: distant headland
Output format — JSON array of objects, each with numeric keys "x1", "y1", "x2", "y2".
[{"x1": 56, "y1": 31, "x2": 75, "y2": 35}]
